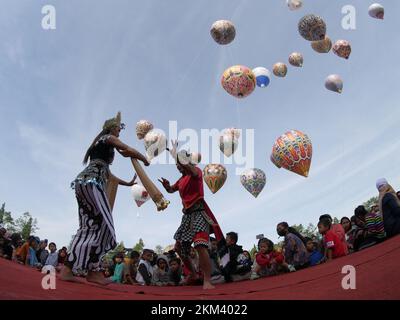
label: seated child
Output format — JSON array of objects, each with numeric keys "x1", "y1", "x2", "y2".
[
  {"x1": 44, "y1": 242, "x2": 58, "y2": 267},
  {"x1": 110, "y1": 252, "x2": 125, "y2": 283},
  {"x1": 56, "y1": 248, "x2": 67, "y2": 272},
  {"x1": 318, "y1": 218, "x2": 347, "y2": 261},
  {"x1": 26, "y1": 237, "x2": 41, "y2": 268},
  {"x1": 168, "y1": 257, "x2": 183, "y2": 286},
  {"x1": 153, "y1": 255, "x2": 170, "y2": 286},
  {"x1": 123, "y1": 250, "x2": 139, "y2": 285},
  {"x1": 183, "y1": 247, "x2": 201, "y2": 279},
  {"x1": 209, "y1": 237, "x2": 221, "y2": 277},
  {"x1": 252, "y1": 238, "x2": 286, "y2": 279},
  {"x1": 136, "y1": 249, "x2": 154, "y2": 285},
  {"x1": 217, "y1": 232, "x2": 245, "y2": 283},
  {"x1": 304, "y1": 237, "x2": 323, "y2": 266}
]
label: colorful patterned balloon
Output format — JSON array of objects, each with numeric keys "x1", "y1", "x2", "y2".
[
  {"x1": 252, "y1": 67, "x2": 271, "y2": 88},
  {"x1": 273, "y1": 63, "x2": 288, "y2": 77},
  {"x1": 289, "y1": 52, "x2": 304, "y2": 67},
  {"x1": 369, "y1": 3, "x2": 384, "y2": 20},
  {"x1": 203, "y1": 164, "x2": 227, "y2": 194},
  {"x1": 298, "y1": 14, "x2": 327, "y2": 41},
  {"x1": 287, "y1": 0, "x2": 303, "y2": 11},
  {"x1": 131, "y1": 184, "x2": 150, "y2": 207},
  {"x1": 311, "y1": 36, "x2": 332, "y2": 53},
  {"x1": 221, "y1": 65, "x2": 256, "y2": 98},
  {"x1": 144, "y1": 130, "x2": 167, "y2": 160},
  {"x1": 210, "y1": 20, "x2": 236, "y2": 45},
  {"x1": 325, "y1": 74, "x2": 343, "y2": 93},
  {"x1": 136, "y1": 120, "x2": 154, "y2": 140},
  {"x1": 271, "y1": 130, "x2": 312, "y2": 178},
  {"x1": 333, "y1": 40, "x2": 351, "y2": 60},
  {"x1": 240, "y1": 168, "x2": 266, "y2": 198}
]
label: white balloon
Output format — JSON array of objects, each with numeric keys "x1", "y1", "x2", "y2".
[
  {"x1": 368, "y1": 3, "x2": 384, "y2": 20},
  {"x1": 252, "y1": 67, "x2": 272, "y2": 88},
  {"x1": 287, "y1": 0, "x2": 303, "y2": 11},
  {"x1": 144, "y1": 130, "x2": 167, "y2": 160},
  {"x1": 131, "y1": 185, "x2": 150, "y2": 207}
]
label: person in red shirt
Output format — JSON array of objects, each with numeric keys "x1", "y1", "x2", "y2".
[
  {"x1": 253, "y1": 238, "x2": 286, "y2": 278},
  {"x1": 159, "y1": 141, "x2": 223, "y2": 290},
  {"x1": 318, "y1": 218, "x2": 347, "y2": 261},
  {"x1": 319, "y1": 214, "x2": 349, "y2": 255}
]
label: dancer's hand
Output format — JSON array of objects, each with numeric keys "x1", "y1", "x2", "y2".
[
  {"x1": 143, "y1": 158, "x2": 150, "y2": 166},
  {"x1": 127, "y1": 174, "x2": 138, "y2": 186},
  {"x1": 168, "y1": 139, "x2": 178, "y2": 160},
  {"x1": 158, "y1": 177, "x2": 171, "y2": 189}
]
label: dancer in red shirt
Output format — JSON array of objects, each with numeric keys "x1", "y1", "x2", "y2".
[{"x1": 159, "y1": 141, "x2": 223, "y2": 290}]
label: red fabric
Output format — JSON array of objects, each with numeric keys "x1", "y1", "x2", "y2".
[
  {"x1": 1, "y1": 235, "x2": 400, "y2": 299},
  {"x1": 324, "y1": 229, "x2": 347, "y2": 258},
  {"x1": 193, "y1": 231, "x2": 209, "y2": 246},
  {"x1": 172, "y1": 167, "x2": 223, "y2": 241},
  {"x1": 256, "y1": 251, "x2": 284, "y2": 267},
  {"x1": 332, "y1": 223, "x2": 349, "y2": 255},
  {"x1": 172, "y1": 167, "x2": 204, "y2": 209}
]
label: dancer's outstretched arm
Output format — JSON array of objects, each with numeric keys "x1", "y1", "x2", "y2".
[
  {"x1": 110, "y1": 173, "x2": 138, "y2": 187},
  {"x1": 158, "y1": 178, "x2": 176, "y2": 194},
  {"x1": 106, "y1": 135, "x2": 150, "y2": 166}
]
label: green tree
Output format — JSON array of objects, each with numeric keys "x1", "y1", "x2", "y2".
[
  {"x1": 363, "y1": 196, "x2": 379, "y2": 211},
  {"x1": 14, "y1": 212, "x2": 38, "y2": 240},
  {"x1": 133, "y1": 238, "x2": 145, "y2": 252},
  {"x1": 292, "y1": 223, "x2": 319, "y2": 238},
  {"x1": 0, "y1": 203, "x2": 16, "y2": 232},
  {"x1": 104, "y1": 241, "x2": 126, "y2": 263}
]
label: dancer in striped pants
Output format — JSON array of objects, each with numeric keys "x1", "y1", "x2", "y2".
[{"x1": 60, "y1": 112, "x2": 150, "y2": 285}]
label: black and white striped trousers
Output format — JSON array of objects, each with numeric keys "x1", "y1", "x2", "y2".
[{"x1": 65, "y1": 182, "x2": 117, "y2": 273}]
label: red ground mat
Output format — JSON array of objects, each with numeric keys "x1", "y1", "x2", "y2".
[{"x1": 1, "y1": 235, "x2": 400, "y2": 300}]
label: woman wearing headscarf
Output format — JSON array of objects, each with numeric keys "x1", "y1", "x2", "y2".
[
  {"x1": 60, "y1": 112, "x2": 149, "y2": 285},
  {"x1": 377, "y1": 178, "x2": 400, "y2": 238}
]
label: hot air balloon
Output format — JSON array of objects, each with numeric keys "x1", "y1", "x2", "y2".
[
  {"x1": 289, "y1": 52, "x2": 304, "y2": 67},
  {"x1": 298, "y1": 14, "x2": 327, "y2": 41},
  {"x1": 144, "y1": 130, "x2": 167, "y2": 160},
  {"x1": 225, "y1": 127, "x2": 241, "y2": 139},
  {"x1": 203, "y1": 164, "x2": 227, "y2": 194},
  {"x1": 210, "y1": 20, "x2": 236, "y2": 45},
  {"x1": 219, "y1": 132, "x2": 238, "y2": 157},
  {"x1": 252, "y1": 67, "x2": 272, "y2": 88},
  {"x1": 369, "y1": 3, "x2": 384, "y2": 20},
  {"x1": 136, "y1": 120, "x2": 154, "y2": 140},
  {"x1": 333, "y1": 40, "x2": 351, "y2": 60},
  {"x1": 287, "y1": 0, "x2": 303, "y2": 11},
  {"x1": 311, "y1": 36, "x2": 332, "y2": 53},
  {"x1": 131, "y1": 184, "x2": 150, "y2": 207},
  {"x1": 273, "y1": 63, "x2": 288, "y2": 77},
  {"x1": 191, "y1": 152, "x2": 202, "y2": 164},
  {"x1": 221, "y1": 65, "x2": 256, "y2": 98},
  {"x1": 271, "y1": 130, "x2": 312, "y2": 178},
  {"x1": 325, "y1": 74, "x2": 343, "y2": 93},
  {"x1": 240, "y1": 168, "x2": 266, "y2": 198}
]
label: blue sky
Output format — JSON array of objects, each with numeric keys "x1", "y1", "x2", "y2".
[{"x1": 1, "y1": 0, "x2": 399, "y2": 251}]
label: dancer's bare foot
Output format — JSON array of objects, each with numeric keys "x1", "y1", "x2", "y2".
[
  {"x1": 86, "y1": 271, "x2": 112, "y2": 286},
  {"x1": 203, "y1": 280, "x2": 215, "y2": 290},
  {"x1": 59, "y1": 266, "x2": 80, "y2": 283}
]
